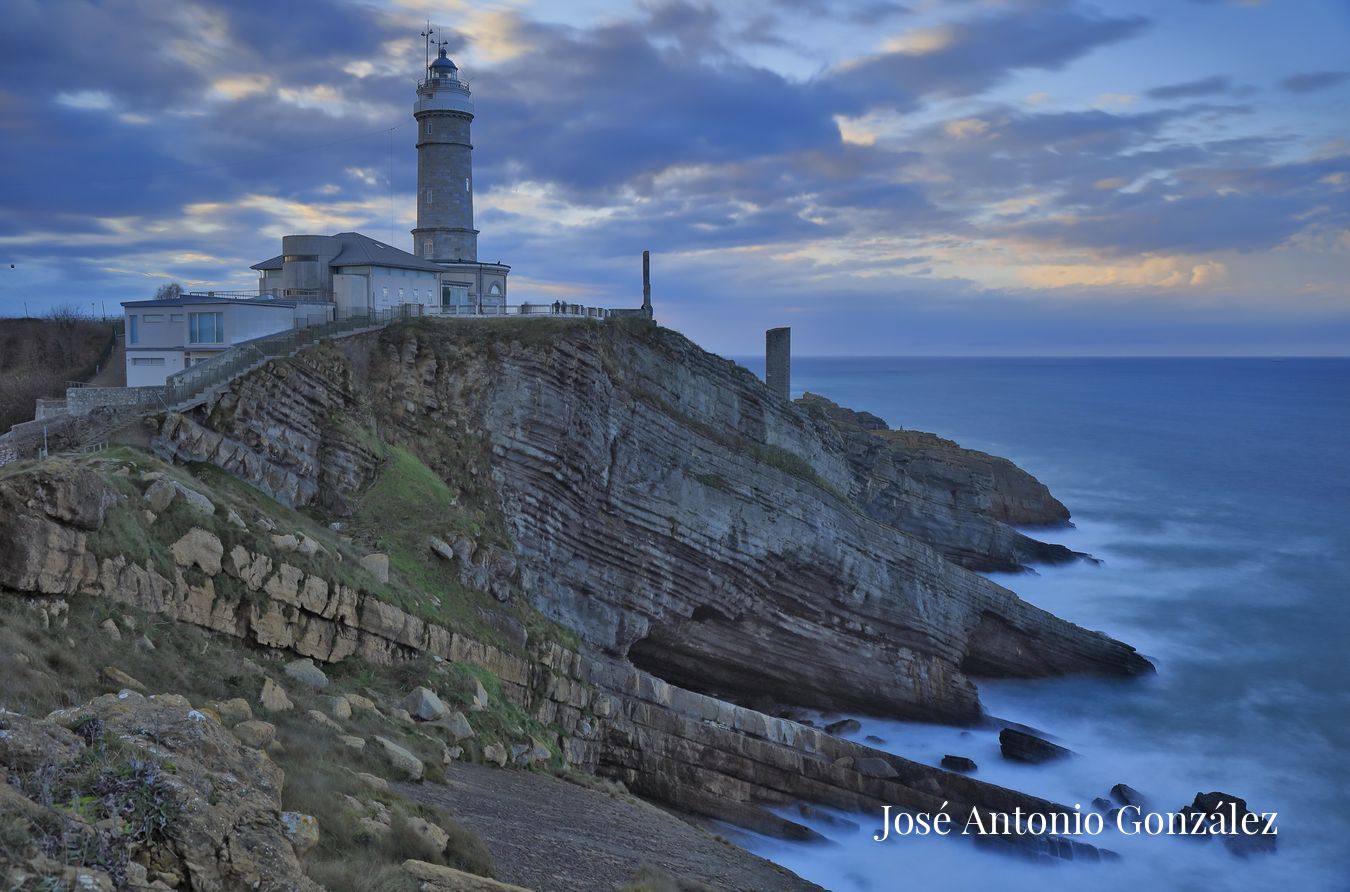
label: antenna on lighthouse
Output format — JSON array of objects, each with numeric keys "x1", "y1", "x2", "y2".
[{"x1": 420, "y1": 22, "x2": 435, "y2": 70}]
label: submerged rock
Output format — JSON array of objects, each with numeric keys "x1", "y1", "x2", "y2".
[
  {"x1": 999, "y1": 728, "x2": 1071, "y2": 764},
  {"x1": 1111, "y1": 783, "x2": 1146, "y2": 808},
  {"x1": 941, "y1": 755, "x2": 978, "y2": 773},
  {"x1": 823, "y1": 718, "x2": 860, "y2": 736}
]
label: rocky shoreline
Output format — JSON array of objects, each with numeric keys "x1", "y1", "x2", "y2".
[{"x1": 0, "y1": 318, "x2": 1173, "y2": 888}]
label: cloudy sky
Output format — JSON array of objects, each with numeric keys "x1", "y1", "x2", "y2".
[{"x1": 1, "y1": 0, "x2": 1347, "y2": 355}]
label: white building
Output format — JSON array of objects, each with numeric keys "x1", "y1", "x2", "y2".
[
  {"x1": 250, "y1": 231, "x2": 504, "y2": 316},
  {"x1": 249, "y1": 47, "x2": 511, "y2": 317},
  {"x1": 122, "y1": 295, "x2": 331, "y2": 387}
]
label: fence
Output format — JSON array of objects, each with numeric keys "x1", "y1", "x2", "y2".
[{"x1": 157, "y1": 306, "x2": 411, "y2": 410}]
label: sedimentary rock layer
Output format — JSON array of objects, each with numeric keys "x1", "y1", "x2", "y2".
[{"x1": 155, "y1": 320, "x2": 1150, "y2": 725}]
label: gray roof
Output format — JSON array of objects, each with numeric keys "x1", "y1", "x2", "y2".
[
  {"x1": 249, "y1": 232, "x2": 443, "y2": 273},
  {"x1": 328, "y1": 232, "x2": 445, "y2": 271}
]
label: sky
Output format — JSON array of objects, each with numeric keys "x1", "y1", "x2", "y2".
[{"x1": 0, "y1": 0, "x2": 1347, "y2": 356}]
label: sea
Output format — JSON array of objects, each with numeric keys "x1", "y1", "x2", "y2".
[{"x1": 733, "y1": 357, "x2": 1350, "y2": 892}]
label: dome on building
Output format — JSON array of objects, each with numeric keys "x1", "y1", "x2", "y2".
[{"x1": 429, "y1": 46, "x2": 458, "y2": 73}]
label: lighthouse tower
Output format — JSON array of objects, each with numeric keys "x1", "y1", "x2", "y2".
[
  {"x1": 412, "y1": 46, "x2": 477, "y2": 263},
  {"x1": 410, "y1": 45, "x2": 508, "y2": 309}
]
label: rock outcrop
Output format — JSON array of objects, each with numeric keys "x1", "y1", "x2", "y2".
[
  {"x1": 799, "y1": 392, "x2": 1076, "y2": 571},
  {"x1": 0, "y1": 692, "x2": 317, "y2": 891},
  {"x1": 151, "y1": 320, "x2": 1149, "y2": 725}
]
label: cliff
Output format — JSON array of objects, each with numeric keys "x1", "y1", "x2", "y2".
[
  {"x1": 153, "y1": 319, "x2": 1149, "y2": 724},
  {"x1": 798, "y1": 392, "x2": 1079, "y2": 571}
]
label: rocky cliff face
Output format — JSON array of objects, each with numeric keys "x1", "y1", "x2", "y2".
[
  {"x1": 799, "y1": 393, "x2": 1078, "y2": 571},
  {"x1": 155, "y1": 319, "x2": 1150, "y2": 725}
]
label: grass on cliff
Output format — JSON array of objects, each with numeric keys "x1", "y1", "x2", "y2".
[{"x1": 74, "y1": 446, "x2": 579, "y2": 656}]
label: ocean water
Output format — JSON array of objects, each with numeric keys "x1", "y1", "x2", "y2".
[{"x1": 734, "y1": 357, "x2": 1350, "y2": 891}]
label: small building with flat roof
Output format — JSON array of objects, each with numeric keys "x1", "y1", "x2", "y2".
[{"x1": 121, "y1": 295, "x2": 331, "y2": 387}]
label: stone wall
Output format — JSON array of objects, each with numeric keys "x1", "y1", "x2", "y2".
[{"x1": 66, "y1": 384, "x2": 166, "y2": 417}]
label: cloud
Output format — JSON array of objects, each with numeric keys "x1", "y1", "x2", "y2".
[
  {"x1": 1280, "y1": 71, "x2": 1350, "y2": 94},
  {"x1": 1146, "y1": 75, "x2": 1234, "y2": 99},
  {"x1": 827, "y1": 6, "x2": 1148, "y2": 111}
]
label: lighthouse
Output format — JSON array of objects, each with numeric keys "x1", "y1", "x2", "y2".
[{"x1": 412, "y1": 44, "x2": 508, "y2": 309}]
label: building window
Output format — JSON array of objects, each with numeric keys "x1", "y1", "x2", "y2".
[
  {"x1": 465, "y1": 177, "x2": 470, "y2": 192},
  {"x1": 188, "y1": 312, "x2": 223, "y2": 344},
  {"x1": 423, "y1": 239, "x2": 433, "y2": 257},
  {"x1": 488, "y1": 283, "x2": 501, "y2": 296},
  {"x1": 128, "y1": 315, "x2": 138, "y2": 344},
  {"x1": 425, "y1": 121, "x2": 432, "y2": 136},
  {"x1": 441, "y1": 284, "x2": 469, "y2": 307},
  {"x1": 170, "y1": 313, "x2": 184, "y2": 322},
  {"x1": 131, "y1": 357, "x2": 165, "y2": 366},
  {"x1": 143, "y1": 313, "x2": 164, "y2": 323},
  {"x1": 425, "y1": 189, "x2": 433, "y2": 204}
]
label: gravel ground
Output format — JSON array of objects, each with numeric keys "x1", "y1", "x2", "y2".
[{"x1": 399, "y1": 765, "x2": 824, "y2": 892}]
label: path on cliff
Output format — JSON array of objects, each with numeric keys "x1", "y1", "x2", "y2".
[{"x1": 400, "y1": 767, "x2": 823, "y2": 892}]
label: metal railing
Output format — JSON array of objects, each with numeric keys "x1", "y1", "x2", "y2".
[
  {"x1": 424, "y1": 303, "x2": 613, "y2": 318},
  {"x1": 158, "y1": 307, "x2": 406, "y2": 409}
]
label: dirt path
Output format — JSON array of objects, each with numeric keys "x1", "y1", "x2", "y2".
[
  {"x1": 86, "y1": 334, "x2": 125, "y2": 387},
  {"x1": 399, "y1": 766, "x2": 823, "y2": 892}
]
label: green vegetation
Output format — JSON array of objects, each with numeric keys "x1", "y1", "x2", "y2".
[
  {"x1": 6, "y1": 718, "x2": 180, "y2": 887},
  {"x1": 692, "y1": 472, "x2": 733, "y2": 493}
]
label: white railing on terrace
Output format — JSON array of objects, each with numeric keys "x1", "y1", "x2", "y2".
[{"x1": 426, "y1": 302, "x2": 614, "y2": 319}]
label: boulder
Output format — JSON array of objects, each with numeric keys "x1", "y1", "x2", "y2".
[
  {"x1": 483, "y1": 743, "x2": 508, "y2": 767},
  {"x1": 941, "y1": 755, "x2": 977, "y2": 773},
  {"x1": 213, "y1": 697, "x2": 253, "y2": 725},
  {"x1": 99, "y1": 666, "x2": 144, "y2": 692},
  {"x1": 283, "y1": 658, "x2": 329, "y2": 690},
  {"x1": 854, "y1": 757, "x2": 899, "y2": 779},
  {"x1": 403, "y1": 816, "x2": 450, "y2": 855},
  {"x1": 1111, "y1": 783, "x2": 1146, "y2": 808},
  {"x1": 470, "y1": 678, "x2": 490, "y2": 712},
  {"x1": 233, "y1": 720, "x2": 277, "y2": 749},
  {"x1": 280, "y1": 812, "x2": 320, "y2": 855},
  {"x1": 406, "y1": 686, "x2": 449, "y2": 722},
  {"x1": 259, "y1": 678, "x2": 294, "y2": 713},
  {"x1": 1187, "y1": 791, "x2": 1277, "y2": 857},
  {"x1": 338, "y1": 735, "x2": 365, "y2": 752},
  {"x1": 345, "y1": 693, "x2": 378, "y2": 713},
  {"x1": 428, "y1": 536, "x2": 456, "y2": 562},
  {"x1": 271, "y1": 534, "x2": 300, "y2": 553},
  {"x1": 402, "y1": 860, "x2": 531, "y2": 892},
  {"x1": 307, "y1": 709, "x2": 343, "y2": 732},
  {"x1": 1092, "y1": 797, "x2": 1113, "y2": 812},
  {"x1": 320, "y1": 695, "x2": 353, "y2": 721},
  {"x1": 440, "y1": 711, "x2": 475, "y2": 743},
  {"x1": 99, "y1": 618, "x2": 122, "y2": 641},
  {"x1": 170, "y1": 528, "x2": 224, "y2": 576},
  {"x1": 823, "y1": 718, "x2": 861, "y2": 736},
  {"x1": 999, "y1": 728, "x2": 1071, "y2": 764},
  {"x1": 373, "y1": 736, "x2": 425, "y2": 781},
  {"x1": 360, "y1": 553, "x2": 390, "y2": 584},
  {"x1": 355, "y1": 772, "x2": 389, "y2": 792}
]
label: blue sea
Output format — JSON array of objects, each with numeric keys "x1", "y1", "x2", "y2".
[{"x1": 735, "y1": 357, "x2": 1350, "y2": 891}]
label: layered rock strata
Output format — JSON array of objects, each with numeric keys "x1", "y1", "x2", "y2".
[
  {"x1": 799, "y1": 393, "x2": 1076, "y2": 571},
  {"x1": 154, "y1": 321, "x2": 1150, "y2": 726}
]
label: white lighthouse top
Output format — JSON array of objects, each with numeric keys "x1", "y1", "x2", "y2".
[{"x1": 416, "y1": 46, "x2": 473, "y2": 115}]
